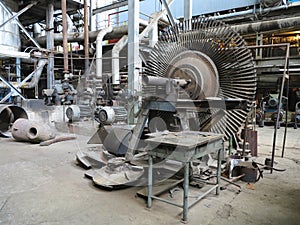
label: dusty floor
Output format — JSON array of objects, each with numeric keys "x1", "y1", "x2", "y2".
[{"x1": 0, "y1": 124, "x2": 299, "y2": 225}]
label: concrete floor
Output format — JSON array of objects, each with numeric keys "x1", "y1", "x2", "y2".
[{"x1": 0, "y1": 124, "x2": 299, "y2": 225}]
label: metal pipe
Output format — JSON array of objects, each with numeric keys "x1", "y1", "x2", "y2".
[
  {"x1": 0, "y1": 49, "x2": 30, "y2": 59},
  {"x1": 249, "y1": 44, "x2": 290, "y2": 173},
  {"x1": 112, "y1": 35, "x2": 127, "y2": 84},
  {"x1": 142, "y1": 75, "x2": 187, "y2": 86},
  {"x1": 184, "y1": 0, "x2": 192, "y2": 30},
  {"x1": 61, "y1": 0, "x2": 68, "y2": 73},
  {"x1": 183, "y1": 162, "x2": 189, "y2": 222},
  {"x1": 147, "y1": 156, "x2": 153, "y2": 208},
  {"x1": 211, "y1": 4, "x2": 288, "y2": 21},
  {"x1": 111, "y1": 1, "x2": 174, "y2": 86},
  {"x1": 160, "y1": 0, "x2": 175, "y2": 27},
  {"x1": 233, "y1": 16, "x2": 300, "y2": 35},
  {"x1": 96, "y1": 26, "x2": 113, "y2": 78},
  {"x1": 46, "y1": 0, "x2": 54, "y2": 89},
  {"x1": 282, "y1": 78, "x2": 289, "y2": 158},
  {"x1": 128, "y1": 0, "x2": 140, "y2": 124},
  {"x1": 84, "y1": 0, "x2": 89, "y2": 76},
  {"x1": 34, "y1": 26, "x2": 140, "y2": 46}
]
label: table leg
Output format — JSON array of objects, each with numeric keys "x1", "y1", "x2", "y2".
[
  {"x1": 216, "y1": 148, "x2": 222, "y2": 195},
  {"x1": 147, "y1": 155, "x2": 153, "y2": 208},
  {"x1": 183, "y1": 162, "x2": 189, "y2": 222}
]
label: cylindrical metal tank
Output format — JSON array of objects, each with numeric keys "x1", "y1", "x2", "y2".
[
  {"x1": 0, "y1": 0, "x2": 21, "y2": 54},
  {"x1": 0, "y1": 105, "x2": 28, "y2": 136}
]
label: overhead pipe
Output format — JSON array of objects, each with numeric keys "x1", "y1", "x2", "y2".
[
  {"x1": 96, "y1": 26, "x2": 113, "y2": 78},
  {"x1": 0, "y1": 49, "x2": 30, "y2": 59},
  {"x1": 112, "y1": 0, "x2": 174, "y2": 85},
  {"x1": 210, "y1": 4, "x2": 289, "y2": 21},
  {"x1": 233, "y1": 16, "x2": 300, "y2": 35},
  {"x1": 34, "y1": 25, "x2": 143, "y2": 46}
]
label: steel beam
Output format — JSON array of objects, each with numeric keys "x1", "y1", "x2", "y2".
[
  {"x1": 46, "y1": 1, "x2": 54, "y2": 89},
  {"x1": 160, "y1": 0, "x2": 175, "y2": 27},
  {"x1": 0, "y1": 75, "x2": 25, "y2": 101},
  {"x1": 184, "y1": 0, "x2": 192, "y2": 30},
  {"x1": 128, "y1": 0, "x2": 140, "y2": 124},
  {"x1": 61, "y1": 0, "x2": 69, "y2": 73},
  {"x1": 0, "y1": 0, "x2": 41, "y2": 49},
  {"x1": 184, "y1": 0, "x2": 192, "y2": 20},
  {"x1": 84, "y1": 0, "x2": 89, "y2": 76},
  {"x1": 93, "y1": 0, "x2": 144, "y2": 15},
  {"x1": 0, "y1": 1, "x2": 37, "y2": 29}
]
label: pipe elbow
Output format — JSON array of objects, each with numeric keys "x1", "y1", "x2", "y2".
[{"x1": 96, "y1": 26, "x2": 113, "y2": 42}]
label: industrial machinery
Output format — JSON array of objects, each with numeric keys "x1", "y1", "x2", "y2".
[
  {"x1": 83, "y1": 17, "x2": 257, "y2": 189},
  {"x1": 256, "y1": 94, "x2": 285, "y2": 127},
  {"x1": 143, "y1": 17, "x2": 256, "y2": 139}
]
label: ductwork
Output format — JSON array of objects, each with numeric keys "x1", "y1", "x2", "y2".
[
  {"x1": 0, "y1": 59, "x2": 47, "y2": 89},
  {"x1": 233, "y1": 16, "x2": 300, "y2": 35},
  {"x1": 96, "y1": 26, "x2": 113, "y2": 78}
]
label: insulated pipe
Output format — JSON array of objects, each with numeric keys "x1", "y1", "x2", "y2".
[
  {"x1": 112, "y1": 35, "x2": 128, "y2": 84},
  {"x1": 34, "y1": 26, "x2": 141, "y2": 46},
  {"x1": 233, "y1": 16, "x2": 300, "y2": 35},
  {"x1": 11, "y1": 118, "x2": 56, "y2": 143},
  {"x1": 210, "y1": 4, "x2": 288, "y2": 21},
  {"x1": 0, "y1": 49, "x2": 30, "y2": 59},
  {"x1": 96, "y1": 26, "x2": 113, "y2": 78}
]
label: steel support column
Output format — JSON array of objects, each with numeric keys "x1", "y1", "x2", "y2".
[
  {"x1": 160, "y1": 0, "x2": 175, "y2": 26},
  {"x1": 46, "y1": 1, "x2": 54, "y2": 89},
  {"x1": 61, "y1": 0, "x2": 69, "y2": 73},
  {"x1": 256, "y1": 33, "x2": 263, "y2": 59},
  {"x1": 184, "y1": 0, "x2": 192, "y2": 30},
  {"x1": 84, "y1": 0, "x2": 89, "y2": 76},
  {"x1": 128, "y1": 0, "x2": 140, "y2": 124}
]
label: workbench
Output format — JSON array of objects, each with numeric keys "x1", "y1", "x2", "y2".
[{"x1": 145, "y1": 131, "x2": 224, "y2": 223}]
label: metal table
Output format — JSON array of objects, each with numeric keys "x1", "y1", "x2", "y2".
[{"x1": 145, "y1": 131, "x2": 224, "y2": 223}]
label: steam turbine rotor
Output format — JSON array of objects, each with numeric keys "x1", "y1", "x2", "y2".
[{"x1": 145, "y1": 18, "x2": 257, "y2": 138}]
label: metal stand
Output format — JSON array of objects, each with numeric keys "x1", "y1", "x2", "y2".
[{"x1": 146, "y1": 131, "x2": 224, "y2": 223}]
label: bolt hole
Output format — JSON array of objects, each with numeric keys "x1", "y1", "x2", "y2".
[{"x1": 29, "y1": 127, "x2": 37, "y2": 137}]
